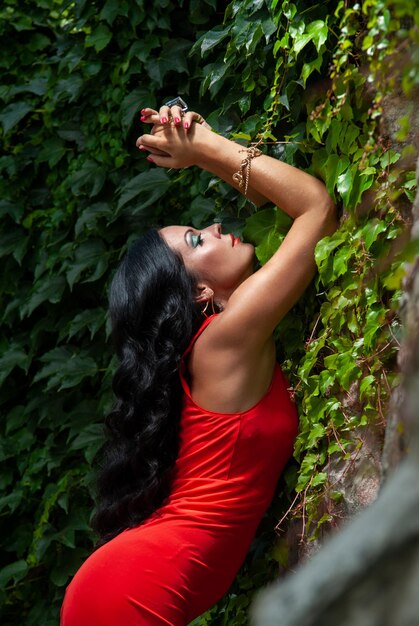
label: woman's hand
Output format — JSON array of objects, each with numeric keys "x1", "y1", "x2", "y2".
[
  {"x1": 136, "y1": 106, "x2": 212, "y2": 169},
  {"x1": 139, "y1": 106, "x2": 211, "y2": 132}
]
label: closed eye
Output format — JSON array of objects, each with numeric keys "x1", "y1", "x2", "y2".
[{"x1": 190, "y1": 233, "x2": 203, "y2": 248}]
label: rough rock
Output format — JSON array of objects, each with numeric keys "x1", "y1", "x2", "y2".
[{"x1": 251, "y1": 458, "x2": 419, "y2": 626}]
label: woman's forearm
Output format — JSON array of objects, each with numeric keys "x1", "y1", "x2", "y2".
[
  {"x1": 198, "y1": 139, "x2": 269, "y2": 207},
  {"x1": 137, "y1": 115, "x2": 336, "y2": 227},
  {"x1": 195, "y1": 130, "x2": 335, "y2": 220}
]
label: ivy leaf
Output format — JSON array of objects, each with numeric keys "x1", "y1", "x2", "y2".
[
  {"x1": 243, "y1": 208, "x2": 276, "y2": 246},
  {"x1": 57, "y1": 128, "x2": 85, "y2": 149},
  {"x1": 382, "y1": 263, "x2": 406, "y2": 291},
  {"x1": 0, "y1": 102, "x2": 32, "y2": 134},
  {"x1": 332, "y1": 246, "x2": 350, "y2": 278},
  {"x1": 261, "y1": 17, "x2": 277, "y2": 42},
  {"x1": 10, "y1": 78, "x2": 48, "y2": 97},
  {"x1": 337, "y1": 353, "x2": 361, "y2": 391},
  {"x1": 99, "y1": 0, "x2": 129, "y2": 24},
  {"x1": 194, "y1": 26, "x2": 231, "y2": 55},
  {"x1": 243, "y1": 207, "x2": 292, "y2": 265},
  {"x1": 121, "y1": 87, "x2": 153, "y2": 136},
  {"x1": 307, "y1": 20, "x2": 328, "y2": 52},
  {"x1": 245, "y1": 23, "x2": 263, "y2": 54},
  {"x1": 27, "y1": 32, "x2": 51, "y2": 51},
  {"x1": 360, "y1": 374, "x2": 376, "y2": 399},
  {"x1": 117, "y1": 169, "x2": 170, "y2": 211},
  {"x1": 187, "y1": 196, "x2": 217, "y2": 229},
  {"x1": 69, "y1": 424, "x2": 104, "y2": 463},
  {"x1": 0, "y1": 200, "x2": 24, "y2": 224},
  {"x1": 65, "y1": 240, "x2": 108, "y2": 290},
  {"x1": 54, "y1": 75, "x2": 84, "y2": 103},
  {"x1": 147, "y1": 39, "x2": 191, "y2": 86},
  {"x1": 364, "y1": 220, "x2": 387, "y2": 250},
  {"x1": 5, "y1": 405, "x2": 28, "y2": 436},
  {"x1": 307, "y1": 423, "x2": 326, "y2": 448},
  {"x1": 0, "y1": 344, "x2": 31, "y2": 386},
  {"x1": 33, "y1": 347, "x2": 98, "y2": 391},
  {"x1": 364, "y1": 308, "x2": 384, "y2": 349},
  {"x1": 0, "y1": 560, "x2": 28, "y2": 589},
  {"x1": 348, "y1": 170, "x2": 375, "y2": 208},
  {"x1": 254, "y1": 230, "x2": 282, "y2": 265},
  {"x1": 50, "y1": 547, "x2": 89, "y2": 586},
  {"x1": 36, "y1": 137, "x2": 67, "y2": 167},
  {"x1": 293, "y1": 32, "x2": 313, "y2": 55},
  {"x1": 336, "y1": 165, "x2": 354, "y2": 206},
  {"x1": 60, "y1": 308, "x2": 106, "y2": 342},
  {"x1": 21, "y1": 275, "x2": 66, "y2": 317},
  {"x1": 322, "y1": 153, "x2": 341, "y2": 197},
  {"x1": 201, "y1": 61, "x2": 230, "y2": 96},
  {"x1": 85, "y1": 24, "x2": 112, "y2": 52},
  {"x1": 0, "y1": 229, "x2": 28, "y2": 263},
  {"x1": 312, "y1": 472, "x2": 328, "y2": 487},
  {"x1": 301, "y1": 54, "x2": 323, "y2": 86},
  {"x1": 314, "y1": 232, "x2": 346, "y2": 267},
  {"x1": 68, "y1": 160, "x2": 106, "y2": 197},
  {"x1": 327, "y1": 120, "x2": 342, "y2": 152},
  {"x1": 128, "y1": 36, "x2": 160, "y2": 63},
  {"x1": 293, "y1": 20, "x2": 328, "y2": 55},
  {"x1": 74, "y1": 202, "x2": 115, "y2": 237}
]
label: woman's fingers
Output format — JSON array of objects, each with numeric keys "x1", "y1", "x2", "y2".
[
  {"x1": 192, "y1": 112, "x2": 212, "y2": 130},
  {"x1": 158, "y1": 105, "x2": 184, "y2": 126},
  {"x1": 136, "y1": 133, "x2": 162, "y2": 150},
  {"x1": 146, "y1": 154, "x2": 174, "y2": 167},
  {"x1": 170, "y1": 106, "x2": 183, "y2": 126},
  {"x1": 140, "y1": 109, "x2": 160, "y2": 125},
  {"x1": 136, "y1": 133, "x2": 172, "y2": 158},
  {"x1": 183, "y1": 111, "x2": 212, "y2": 131},
  {"x1": 182, "y1": 111, "x2": 195, "y2": 130},
  {"x1": 138, "y1": 145, "x2": 169, "y2": 157},
  {"x1": 140, "y1": 108, "x2": 157, "y2": 122},
  {"x1": 140, "y1": 105, "x2": 211, "y2": 132},
  {"x1": 136, "y1": 110, "x2": 211, "y2": 168},
  {"x1": 158, "y1": 105, "x2": 171, "y2": 125},
  {"x1": 136, "y1": 132, "x2": 174, "y2": 166}
]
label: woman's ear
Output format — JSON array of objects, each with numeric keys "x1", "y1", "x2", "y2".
[{"x1": 195, "y1": 284, "x2": 214, "y2": 304}]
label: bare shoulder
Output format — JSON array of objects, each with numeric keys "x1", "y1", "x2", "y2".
[{"x1": 186, "y1": 314, "x2": 276, "y2": 414}]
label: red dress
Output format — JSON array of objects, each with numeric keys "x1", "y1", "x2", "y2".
[{"x1": 60, "y1": 315, "x2": 298, "y2": 625}]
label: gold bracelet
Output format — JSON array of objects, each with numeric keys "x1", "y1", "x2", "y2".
[{"x1": 232, "y1": 146, "x2": 262, "y2": 196}]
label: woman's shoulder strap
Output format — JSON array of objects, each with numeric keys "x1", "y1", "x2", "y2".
[{"x1": 183, "y1": 314, "x2": 218, "y2": 358}]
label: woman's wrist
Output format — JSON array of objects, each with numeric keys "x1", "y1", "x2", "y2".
[
  {"x1": 192, "y1": 130, "x2": 268, "y2": 206},
  {"x1": 194, "y1": 130, "x2": 242, "y2": 174}
]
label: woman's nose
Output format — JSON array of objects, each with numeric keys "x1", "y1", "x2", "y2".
[{"x1": 204, "y1": 223, "x2": 221, "y2": 238}]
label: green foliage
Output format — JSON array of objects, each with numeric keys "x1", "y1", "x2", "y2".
[{"x1": 0, "y1": 0, "x2": 417, "y2": 624}]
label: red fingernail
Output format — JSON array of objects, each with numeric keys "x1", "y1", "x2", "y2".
[
  {"x1": 174, "y1": 117, "x2": 181, "y2": 125},
  {"x1": 140, "y1": 116, "x2": 146, "y2": 121},
  {"x1": 161, "y1": 117, "x2": 167, "y2": 124},
  {"x1": 141, "y1": 108, "x2": 146, "y2": 113},
  {"x1": 147, "y1": 156, "x2": 154, "y2": 162},
  {"x1": 184, "y1": 122, "x2": 189, "y2": 129}
]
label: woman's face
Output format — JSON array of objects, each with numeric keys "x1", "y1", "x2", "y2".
[{"x1": 160, "y1": 224, "x2": 254, "y2": 299}]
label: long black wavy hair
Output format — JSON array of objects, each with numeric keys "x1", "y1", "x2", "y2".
[{"x1": 92, "y1": 229, "x2": 202, "y2": 544}]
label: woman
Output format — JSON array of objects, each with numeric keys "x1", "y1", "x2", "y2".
[{"x1": 61, "y1": 101, "x2": 337, "y2": 625}]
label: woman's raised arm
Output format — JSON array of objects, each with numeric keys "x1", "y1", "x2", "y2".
[{"x1": 137, "y1": 113, "x2": 337, "y2": 348}]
